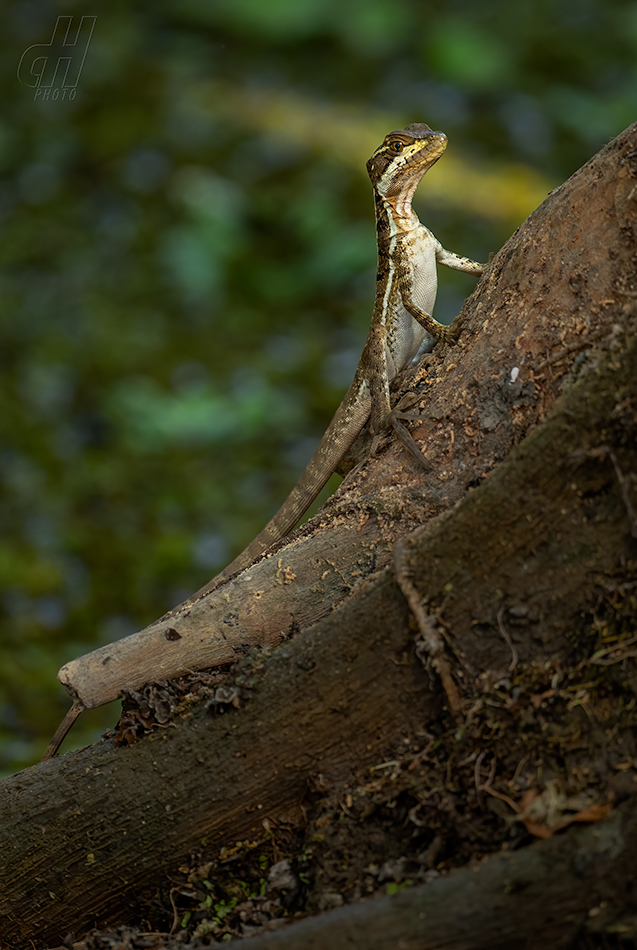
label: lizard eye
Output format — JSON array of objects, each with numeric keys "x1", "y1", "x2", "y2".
[{"x1": 390, "y1": 141, "x2": 404, "y2": 153}]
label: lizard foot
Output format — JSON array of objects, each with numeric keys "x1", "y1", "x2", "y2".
[
  {"x1": 388, "y1": 393, "x2": 433, "y2": 471},
  {"x1": 436, "y1": 319, "x2": 463, "y2": 344}
]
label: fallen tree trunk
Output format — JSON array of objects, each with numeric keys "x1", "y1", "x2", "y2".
[
  {"x1": 236, "y1": 806, "x2": 637, "y2": 950},
  {"x1": 50, "y1": 122, "x2": 637, "y2": 724},
  {"x1": 0, "y1": 124, "x2": 636, "y2": 948}
]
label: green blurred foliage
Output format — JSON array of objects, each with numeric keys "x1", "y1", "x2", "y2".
[{"x1": 1, "y1": 0, "x2": 634, "y2": 772}]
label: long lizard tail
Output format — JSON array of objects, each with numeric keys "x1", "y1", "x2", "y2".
[{"x1": 196, "y1": 376, "x2": 371, "y2": 596}]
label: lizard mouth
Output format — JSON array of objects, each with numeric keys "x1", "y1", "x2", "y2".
[{"x1": 410, "y1": 132, "x2": 447, "y2": 168}]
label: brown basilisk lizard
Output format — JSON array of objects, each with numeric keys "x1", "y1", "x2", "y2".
[
  {"x1": 196, "y1": 122, "x2": 484, "y2": 595},
  {"x1": 43, "y1": 123, "x2": 485, "y2": 758}
]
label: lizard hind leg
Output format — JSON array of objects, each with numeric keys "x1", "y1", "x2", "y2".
[
  {"x1": 370, "y1": 391, "x2": 433, "y2": 471},
  {"x1": 389, "y1": 391, "x2": 433, "y2": 470}
]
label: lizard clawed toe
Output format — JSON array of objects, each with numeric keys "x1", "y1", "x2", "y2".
[
  {"x1": 388, "y1": 397, "x2": 433, "y2": 471},
  {"x1": 436, "y1": 321, "x2": 463, "y2": 344}
]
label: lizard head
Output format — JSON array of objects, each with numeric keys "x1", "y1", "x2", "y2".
[{"x1": 366, "y1": 123, "x2": 448, "y2": 204}]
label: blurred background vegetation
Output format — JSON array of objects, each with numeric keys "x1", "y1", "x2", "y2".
[{"x1": 1, "y1": 0, "x2": 635, "y2": 772}]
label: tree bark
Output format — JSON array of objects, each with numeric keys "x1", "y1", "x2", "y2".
[
  {"x1": 236, "y1": 807, "x2": 637, "y2": 950},
  {"x1": 1, "y1": 124, "x2": 636, "y2": 949},
  {"x1": 52, "y1": 122, "x2": 637, "y2": 718}
]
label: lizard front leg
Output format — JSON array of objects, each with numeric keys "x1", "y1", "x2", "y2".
[
  {"x1": 433, "y1": 247, "x2": 486, "y2": 339},
  {"x1": 399, "y1": 239, "x2": 485, "y2": 345},
  {"x1": 399, "y1": 286, "x2": 461, "y2": 344},
  {"x1": 436, "y1": 245, "x2": 485, "y2": 276}
]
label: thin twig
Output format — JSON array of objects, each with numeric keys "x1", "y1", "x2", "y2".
[
  {"x1": 536, "y1": 328, "x2": 607, "y2": 370},
  {"x1": 394, "y1": 538, "x2": 463, "y2": 715},
  {"x1": 589, "y1": 633, "x2": 637, "y2": 662},
  {"x1": 609, "y1": 450, "x2": 637, "y2": 538},
  {"x1": 474, "y1": 752, "x2": 487, "y2": 809},
  {"x1": 41, "y1": 702, "x2": 85, "y2": 760},
  {"x1": 496, "y1": 606, "x2": 518, "y2": 672},
  {"x1": 169, "y1": 887, "x2": 181, "y2": 934},
  {"x1": 479, "y1": 785, "x2": 520, "y2": 814}
]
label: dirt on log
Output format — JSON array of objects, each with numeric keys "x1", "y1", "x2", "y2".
[
  {"x1": 0, "y1": 124, "x2": 636, "y2": 949},
  {"x1": 234, "y1": 807, "x2": 637, "y2": 950}
]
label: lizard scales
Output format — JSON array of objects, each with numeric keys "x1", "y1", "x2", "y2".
[
  {"x1": 199, "y1": 122, "x2": 484, "y2": 595},
  {"x1": 44, "y1": 123, "x2": 484, "y2": 756}
]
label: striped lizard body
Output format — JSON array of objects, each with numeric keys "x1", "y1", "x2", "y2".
[
  {"x1": 198, "y1": 123, "x2": 484, "y2": 595},
  {"x1": 44, "y1": 124, "x2": 485, "y2": 756}
]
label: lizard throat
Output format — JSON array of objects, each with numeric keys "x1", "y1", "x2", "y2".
[{"x1": 382, "y1": 189, "x2": 421, "y2": 235}]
